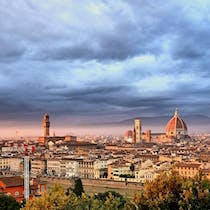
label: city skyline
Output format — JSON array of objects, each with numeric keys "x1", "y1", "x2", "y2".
[{"x1": 1, "y1": 0, "x2": 210, "y2": 135}]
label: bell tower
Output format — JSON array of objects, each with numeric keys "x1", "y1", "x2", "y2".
[
  {"x1": 43, "y1": 113, "x2": 50, "y2": 137},
  {"x1": 133, "y1": 118, "x2": 141, "y2": 143}
]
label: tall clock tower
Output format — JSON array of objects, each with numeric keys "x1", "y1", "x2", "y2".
[
  {"x1": 43, "y1": 113, "x2": 50, "y2": 137},
  {"x1": 133, "y1": 118, "x2": 141, "y2": 143}
]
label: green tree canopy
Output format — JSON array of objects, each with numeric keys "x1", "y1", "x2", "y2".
[
  {"x1": 22, "y1": 185, "x2": 67, "y2": 210},
  {"x1": 0, "y1": 194, "x2": 21, "y2": 210},
  {"x1": 130, "y1": 163, "x2": 135, "y2": 172},
  {"x1": 72, "y1": 178, "x2": 84, "y2": 197},
  {"x1": 133, "y1": 172, "x2": 210, "y2": 210}
]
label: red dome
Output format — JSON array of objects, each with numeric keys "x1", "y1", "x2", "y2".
[{"x1": 165, "y1": 109, "x2": 187, "y2": 136}]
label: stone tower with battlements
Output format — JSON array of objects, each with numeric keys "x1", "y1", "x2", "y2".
[{"x1": 43, "y1": 113, "x2": 50, "y2": 137}]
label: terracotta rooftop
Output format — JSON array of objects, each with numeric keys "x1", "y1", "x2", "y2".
[
  {"x1": 202, "y1": 168, "x2": 210, "y2": 173},
  {"x1": 175, "y1": 162, "x2": 201, "y2": 168},
  {"x1": 0, "y1": 176, "x2": 24, "y2": 187}
]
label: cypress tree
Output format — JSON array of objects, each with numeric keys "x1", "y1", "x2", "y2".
[{"x1": 72, "y1": 178, "x2": 84, "y2": 197}]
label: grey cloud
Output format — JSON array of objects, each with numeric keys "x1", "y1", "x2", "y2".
[
  {"x1": 58, "y1": 86, "x2": 129, "y2": 97},
  {"x1": 170, "y1": 23, "x2": 210, "y2": 60},
  {"x1": 0, "y1": 36, "x2": 26, "y2": 61},
  {"x1": 46, "y1": 85, "x2": 173, "y2": 112}
]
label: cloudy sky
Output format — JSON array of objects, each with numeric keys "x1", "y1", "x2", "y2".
[{"x1": 0, "y1": 0, "x2": 210, "y2": 136}]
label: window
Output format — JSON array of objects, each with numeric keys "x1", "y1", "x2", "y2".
[{"x1": 41, "y1": 185, "x2": 45, "y2": 192}]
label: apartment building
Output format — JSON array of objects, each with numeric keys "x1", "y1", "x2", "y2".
[
  {"x1": 94, "y1": 159, "x2": 108, "y2": 179},
  {"x1": 0, "y1": 158, "x2": 10, "y2": 170},
  {"x1": 31, "y1": 158, "x2": 46, "y2": 175},
  {"x1": 174, "y1": 162, "x2": 202, "y2": 178},
  {"x1": 47, "y1": 159, "x2": 61, "y2": 176},
  {"x1": 78, "y1": 159, "x2": 94, "y2": 179},
  {"x1": 108, "y1": 160, "x2": 132, "y2": 180},
  {"x1": 64, "y1": 159, "x2": 79, "y2": 177},
  {"x1": 9, "y1": 158, "x2": 23, "y2": 172}
]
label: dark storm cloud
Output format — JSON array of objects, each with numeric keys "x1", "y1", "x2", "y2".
[
  {"x1": 58, "y1": 86, "x2": 129, "y2": 98},
  {"x1": 44, "y1": 84, "x2": 173, "y2": 115},
  {"x1": 0, "y1": 93, "x2": 42, "y2": 121},
  {"x1": 37, "y1": 27, "x2": 141, "y2": 61}
]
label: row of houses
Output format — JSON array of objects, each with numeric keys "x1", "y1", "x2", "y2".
[
  {"x1": 0, "y1": 157, "x2": 23, "y2": 172},
  {"x1": 31, "y1": 158, "x2": 110, "y2": 179},
  {"x1": 1, "y1": 156, "x2": 210, "y2": 183}
]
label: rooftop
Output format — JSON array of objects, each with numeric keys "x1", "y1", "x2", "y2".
[{"x1": 0, "y1": 176, "x2": 24, "y2": 187}]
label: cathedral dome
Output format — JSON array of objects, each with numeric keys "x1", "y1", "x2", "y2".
[{"x1": 165, "y1": 109, "x2": 187, "y2": 137}]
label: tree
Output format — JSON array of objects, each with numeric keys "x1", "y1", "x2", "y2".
[
  {"x1": 94, "y1": 191, "x2": 135, "y2": 210},
  {"x1": 0, "y1": 194, "x2": 21, "y2": 210},
  {"x1": 72, "y1": 178, "x2": 84, "y2": 197},
  {"x1": 133, "y1": 172, "x2": 210, "y2": 210},
  {"x1": 130, "y1": 163, "x2": 135, "y2": 174},
  {"x1": 23, "y1": 185, "x2": 67, "y2": 210},
  {"x1": 23, "y1": 185, "x2": 135, "y2": 210},
  {"x1": 179, "y1": 175, "x2": 210, "y2": 210},
  {"x1": 95, "y1": 191, "x2": 124, "y2": 203}
]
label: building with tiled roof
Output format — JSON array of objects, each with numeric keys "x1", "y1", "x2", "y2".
[
  {"x1": 0, "y1": 176, "x2": 47, "y2": 202},
  {"x1": 0, "y1": 176, "x2": 24, "y2": 201}
]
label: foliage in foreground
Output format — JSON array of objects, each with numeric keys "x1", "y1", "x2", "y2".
[
  {"x1": 134, "y1": 172, "x2": 210, "y2": 210},
  {"x1": 22, "y1": 185, "x2": 135, "y2": 210},
  {"x1": 0, "y1": 194, "x2": 21, "y2": 210},
  {"x1": 22, "y1": 172, "x2": 210, "y2": 210}
]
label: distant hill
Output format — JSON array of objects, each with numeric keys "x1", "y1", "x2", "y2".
[
  {"x1": 117, "y1": 115, "x2": 210, "y2": 126},
  {"x1": 85, "y1": 115, "x2": 210, "y2": 134}
]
